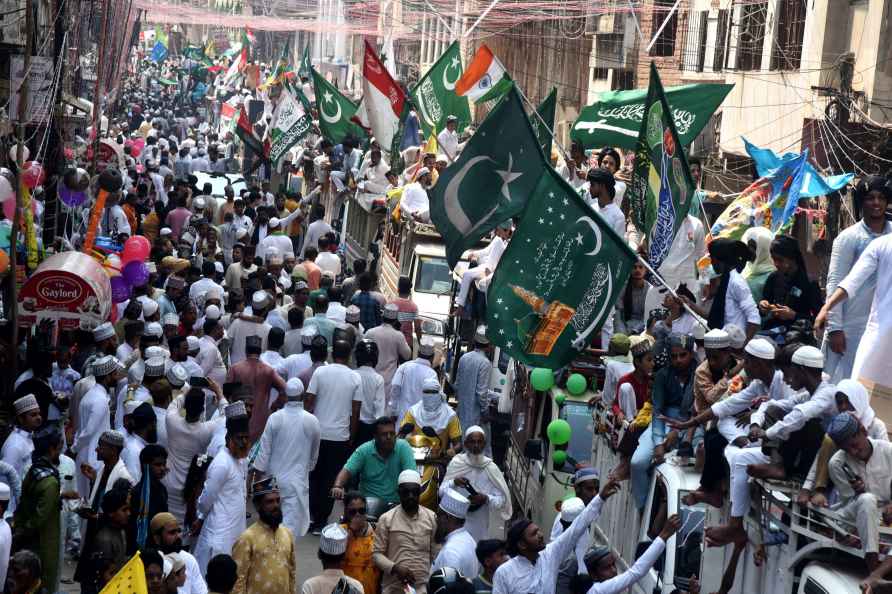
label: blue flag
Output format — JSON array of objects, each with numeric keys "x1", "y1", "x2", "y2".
[
  {"x1": 744, "y1": 138, "x2": 853, "y2": 198},
  {"x1": 151, "y1": 41, "x2": 168, "y2": 63}
]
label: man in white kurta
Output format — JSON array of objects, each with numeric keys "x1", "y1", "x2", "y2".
[
  {"x1": 492, "y1": 478, "x2": 617, "y2": 594},
  {"x1": 456, "y1": 224, "x2": 511, "y2": 309},
  {"x1": 432, "y1": 489, "x2": 479, "y2": 578},
  {"x1": 821, "y1": 215, "x2": 891, "y2": 383},
  {"x1": 2, "y1": 395, "x2": 41, "y2": 513},
  {"x1": 71, "y1": 357, "x2": 119, "y2": 498},
  {"x1": 437, "y1": 117, "x2": 460, "y2": 161},
  {"x1": 440, "y1": 426, "x2": 512, "y2": 541},
  {"x1": 389, "y1": 343, "x2": 438, "y2": 422},
  {"x1": 253, "y1": 378, "x2": 321, "y2": 538},
  {"x1": 817, "y1": 232, "x2": 892, "y2": 400},
  {"x1": 193, "y1": 410, "x2": 250, "y2": 575}
]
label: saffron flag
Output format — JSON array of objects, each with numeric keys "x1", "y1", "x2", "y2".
[
  {"x1": 485, "y1": 165, "x2": 637, "y2": 367},
  {"x1": 362, "y1": 41, "x2": 407, "y2": 151},
  {"x1": 429, "y1": 85, "x2": 546, "y2": 268},
  {"x1": 455, "y1": 44, "x2": 507, "y2": 101},
  {"x1": 99, "y1": 552, "x2": 148, "y2": 594},
  {"x1": 410, "y1": 41, "x2": 471, "y2": 138},
  {"x1": 627, "y1": 63, "x2": 698, "y2": 271},
  {"x1": 710, "y1": 151, "x2": 809, "y2": 240}
]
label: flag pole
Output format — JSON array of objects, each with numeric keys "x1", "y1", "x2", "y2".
[
  {"x1": 634, "y1": 253, "x2": 708, "y2": 329},
  {"x1": 512, "y1": 84, "x2": 570, "y2": 159}
]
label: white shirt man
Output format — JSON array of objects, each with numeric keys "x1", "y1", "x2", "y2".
[
  {"x1": 431, "y1": 489, "x2": 479, "y2": 578},
  {"x1": 197, "y1": 332, "x2": 227, "y2": 386},
  {"x1": 722, "y1": 269, "x2": 761, "y2": 334},
  {"x1": 307, "y1": 360, "x2": 362, "y2": 444},
  {"x1": 72, "y1": 363, "x2": 116, "y2": 498},
  {"x1": 253, "y1": 378, "x2": 321, "y2": 537},
  {"x1": 193, "y1": 428, "x2": 248, "y2": 575},
  {"x1": 365, "y1": 307, "x2": 412, "y2": 394},
  {"x1": 400, "y1": 177, "x2": 430, "y2": 219},
  {"x1": 301, "y1": 218, "x2": 333, "y2": 259},
  {"x1": 390, "y1": 348, "x2": 438, "y2": 422},
  {"x1": 315, "y1": 250, "x2": 342, "y2": 277},
  {"x1": 355, "y1": 364, "x2": 387, "y2": 425},
  {"x1": 437, "y1": 123, "x2": 460, "y2": 161}
]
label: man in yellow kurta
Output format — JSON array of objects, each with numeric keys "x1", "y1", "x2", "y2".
[{"x1": 231, "y1": 477, "x2": 296, "y2": 594}]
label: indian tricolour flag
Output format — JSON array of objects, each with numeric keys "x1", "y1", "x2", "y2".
[
  {"x1": 219, "y1": 101, "x2": 237, "y2": 135},
  {"x1": 455, "y1": 44, "x2": 507, "y2": 101},
  {"x1": 361, "y1": 40, "x2": 407, "y2": 150}
]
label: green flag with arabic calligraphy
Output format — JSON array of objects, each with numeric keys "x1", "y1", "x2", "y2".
[{"x1": 410, "y1": 42, "x2": 471, "y2": 139}]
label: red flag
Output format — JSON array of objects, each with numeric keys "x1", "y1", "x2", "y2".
[{"x1": 361, "y1": 40, "x2": 407, "y2": 149}]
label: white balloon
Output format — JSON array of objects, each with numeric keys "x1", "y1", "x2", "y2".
[
  {"x1": 7, "y1": 145, "x2": 29, "y2": 163},
  {"x1": 0, "y1": 176, "x2": 13, "y2": 203}
]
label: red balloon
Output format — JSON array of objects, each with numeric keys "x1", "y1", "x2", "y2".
[
  {"x1": 132, "y1": 137, "x2": 146, "y2": 151},
  {"x1": 21, "y1": 161, "x2": 45, "y2": 190},
  {"x1": 131, "y1": 146, "x2": 142, "y2": 158},
  {"x1": 121, "y1": 234, "x2": 151, "y2": 263},
  {"x1": 3, "y1": 199, "x2": 37, "y2": 220}
]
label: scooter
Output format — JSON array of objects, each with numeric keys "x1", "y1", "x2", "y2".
[{"x1": 400, "y1": 423, "x2": 446, "y2": 510}]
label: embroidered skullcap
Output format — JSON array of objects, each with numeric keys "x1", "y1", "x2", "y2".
[
  {"x1": 224, "y1": 401, "x2": 247, "y2": 419},
  {"x1": 827, "y1": 412, "x2": 860, "y2": 446},
  {"x1": 439, "y1": 488, "x2": 470, "y2": 519},
  {"x1": 252, "y1": 476, "x2": 279, "y2": 497},
  {"x1": 474, "y1": 325, "x2": 490, "y2": 344},
  {"x1": 160, "y1": 227, "x2": 172, "y2": 237},
  {"x1": 166, "y1": 275, "x2": 186, "y2": 289},
  {"x1": 162, "y1": 313, "x2": 180, "y2": 326},
  {"x1": 346, "y1": 305, "x2": 360, "y2": 322},
  {"x1": 319, "y1": 523, "x2": 349, "y2": 555},
  {"x1": 703, "y1": 329, "x2": 730, "y2": 350},
  {"x1": 268, "y1": 217, "x2": 280, "y2": 229},
  {"x1": 145, "y1": 321, "x2": 163, "y2": 338},
  {"x1": 383, "y1": 303, "x2": 399, "y2": 320},
  {"x1": 93, "y1": 322, "x2": 116, "y2": 342},
  {"x1": 722, "y1": 324, "x2": 746, "y2": 349},
  {"x1": 573, "y1": 466, "x2": 599, "y2": 484},
  {"x1": 419, "y1": 337, "x2": 436, "y2": 357},
  {"x1": 560, "y1": 497, "x2": 585, "y2": 523},
  {"x1": 166, "y1": 364, "x2": 188, "y2": 388},
  {"x1": 416, "y1": 167, "x2": 431, "y2": 178},
  {"x1": 186, "y1": 335, "x2": 200, "y2": 353},
  {"x1": 629, "y1": 336, "x2": 653, "y2": 357},
  {"x1": 13, "y1": 394, "x2": 39, "y2": 416},
  {"x1": 252, "y1": 290, "x2": 271, "y2": 309},
  {"x1": 142, "y1": 299, "x2": 160, "y2": 317},
  {"x1": 144, "y1": 345, "x2": 168, "y2": 360},
  {"x1": 398, "y1": 469, "x2": 421, "y2": 485},
  {"x1": 92, "y1": 355, "x2": 122, "y2": 377}
]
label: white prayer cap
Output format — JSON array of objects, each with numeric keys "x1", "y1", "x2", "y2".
[
  {"x1": 186, "y1": 335, "x2": 200, "y2": 353},
  {"x1": 144, "y1": 345, "x2": 169, "y2": 360},
  {"x1": 703, "y1": 329, "x2": 730, "y2": 350},
  {"x1": 225, "y1": 401, "x2": 247, "y2": 419},
  {"x1": 0, "y1": 483, "x2": 10, "y2": 501},
  {"x1": 205, "y1": 304, "x2": 221, "y2": 320},
  {"x1": 560, "y1": 497, "x2": 585, "y2": 522},
  {"x1": 422, "y1": 377, "x2": 441, "y2": 394},
  {"x1": 346, "y1": 305, "x2": 360, "y2": 323},
  {"x1": 13, "y1": 394, "x2": 39, "y2": 416},
  {"x1": 162, "y1": 313, "x2": 180, "y2": 327},
  {"x1": 93, "y1": 322, "x2": 116, "y2": 342},
  {"x1": 744, "y1": 337, "x2": 776, "y2": 360},
  {"x1": 285, "y1": 378, "x2": 305, "y2": 399},
  {"x1": 193, "y1": 197, "x2": 206, "y2": 209},
  {"x1": 792, "y1": 345, "x2": 824, "y2": 369},
  {"x1": 145, "y1": 322, "x2": 163, "y2": 338},
  {"x1": 439, "y1": 488, "x2": 470, "y2": 519},
  {"x1": 398, "y1": 469, "x2": 421, "y2": 485},
  {"x1": 319, "y1": 523, "x2": 348, "y2": 555},
  {"x1": 141, "y1": 299, "x2": 160, "y2": 317},
  {"x1": 167, "y1": 364, "x2": 188, "y2": 388},
  {"x1": 692, "y1": 323, "x2": 706, "y2": 340},
  {"x1": 418, "y1": 337, "x2": 436, "y2": 357},
  {"x1": 464, "y1": 425, "x2": 485, "y2": 439},
  {"x1": 474, "y1": 325, "x2": 490, "y2": 344},
  {"x1": 268, "y1": 217, "x2": 280, "y2": 229},
  {"x1": 214, "y1": 261, "x2": 224, "y2": 274},
  {"x1": 722, "y1": 324, "x2": 746, "y2": 349},
  {"x1": 206, "y1": 286, "x2": 223, "y2": 301},
  {"x1": 416, "y1": 167, "x2": 431, "y2": 177},
  {"x1": 123, "y1": 399, "x2": 143, "y2": 416},
  {"x1": 383, "y1": 303, "x2": 399, "y2": 320},
  {"x1": 301, "y1": 325, "x2": 319, "y2": 346},
  {"x1": 252, "y1": 290, "x2": 271, "y2": 309},
  {"x1": 160, "y1": 227, "x2": 173, "y2": 237},
  {"x1": 92, "y1": 355, "x2": 123, "y2": 377}
]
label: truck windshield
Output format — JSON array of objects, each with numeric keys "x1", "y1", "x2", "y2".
[
  {"x1": 674, "y1": 492, "x2": 705, "y2": 589},
  {"x1": 415, "y1": 256, "x2": 452, "y2": 295}
]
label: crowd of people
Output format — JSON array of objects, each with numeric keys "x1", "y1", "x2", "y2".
[{"x1": 0, "y1": 32, "x2": 891, "y2": 594}]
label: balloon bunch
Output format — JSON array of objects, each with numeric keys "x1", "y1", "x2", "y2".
[
  {"x1": 0, "y1": 168, "x2": 38, "y2": 221},
  {"x1": 123, "y1": 137, "x2": 145, "y2": 158},
  {"x1": 59, "y1": 167, "x2": 90, "y2": 208},
  {"x1": 105, "y1": 235, "x2": 152, "y2": 303}
]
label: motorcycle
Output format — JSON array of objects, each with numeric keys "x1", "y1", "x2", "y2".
[{"x1": 401, "y1": 423, "x2": 446, "y2": 510}]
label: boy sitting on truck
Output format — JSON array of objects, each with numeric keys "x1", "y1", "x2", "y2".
[{"x1": 454, "y1": 222, "x2": 513, "y2": 318}]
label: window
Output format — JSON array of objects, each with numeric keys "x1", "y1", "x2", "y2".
[
  {"x1": 612, "y1": 70, "x2": 634, "y2": 90},
  {"x1": 413, "y1": 256, "x2": 452, "y2": 294},
  {"x1": 592, "y1": 67, "x2": 610, "y2": 81},
  {"x1": 559, "y1": 402, "x2": 595, "y2": 465},
  {"x1": 802, "y1": 578, "x2": 828, "y2": 594},
  {"x1": 714, "y1": 9, "x2": 731, "y2": 70},
  {"x1": 734, "y1": 1, "x2": 767, "y2": 71},
  {"x1": 771, "y1": 0, "x2": 807, "y2": 70},
  {"x1": 674, "y1": 492, "x2": 706, "y2": 589},
  {"x1": 681, "y1": 10, "x2": 708, "y2": 72},
  {"x1": 649, "y1": 0, "x2": 679, "y2": 57}
]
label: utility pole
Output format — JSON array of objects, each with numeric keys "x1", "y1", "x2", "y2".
[
  {"x1": 91, "y1": 0, "x2": 111, "y2": 171},
  {"x1": 11, "y1": 0, "x2": 33, "y2": 378}
]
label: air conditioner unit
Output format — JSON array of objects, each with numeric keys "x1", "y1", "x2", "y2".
[{"x1": 585, "y1": 1, "x2": 622, "y2": 35}]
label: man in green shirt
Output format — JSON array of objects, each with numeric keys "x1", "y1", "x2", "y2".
[{"x1": 331, "y1": 417, "x2": 415, "y2": 504}]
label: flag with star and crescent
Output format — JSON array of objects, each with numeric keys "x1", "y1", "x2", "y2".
[
  {"x1": 410, "y1": 41, "x2": 472, "y2": 139},
  {"x1": 429, "y1": 85, "x2": 546, "y2": 268},
  {"x1": 485, "y1": 163, "x2": 637, "y2": 368},
  {"x1": 311, "y1": 68, "x2": 366, "y2": 144}
]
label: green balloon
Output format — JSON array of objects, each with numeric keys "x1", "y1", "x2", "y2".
[
  {"x1": 555, "y1": 394, "x2": 566, "y2": 406},
  {"x1": 530, "y1": 368, "x2": 555, "y2": 392},
  {"x1": 547, "y1": 419, "x2": 572, "y2": 445},
  {"x1": 552, "y1": 449, "x2": 568, "y2": 466},
  {"x1": 566, "y1": 373, "x2": 587, "y2": 396}
]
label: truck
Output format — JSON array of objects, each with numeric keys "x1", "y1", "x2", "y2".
[{"x1": 503, "y1": 366, "x2": 878, "y2": 594}]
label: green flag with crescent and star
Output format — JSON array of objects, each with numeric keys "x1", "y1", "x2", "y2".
[
  {"x1": 266, "y1": 82, "x2": 313, "y2": 165},
  {"x1": 485, "y1": 164, "x2": 637, "y2": 367},
  {"x1": 298, "y1": 45, "x2": 312, "y2": 79},
  {"x1": 311, "y1": 68, "x2": 365, "y2": 144},
  {"x1": 530, "y1": 87, "x2": 556, "y2": 157},
  {"x1": 410, "y1": 41, "x2": 471, "y2": 138},
  {"x1": 627, "y1": 63, "x2": 698, "y2": 272},
  {"x1": 429, "y1": 85, "x2": 546, "y2": 268},
  {"x1": 570, "y1": 81, "x2": 733, "y2": 150}
]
